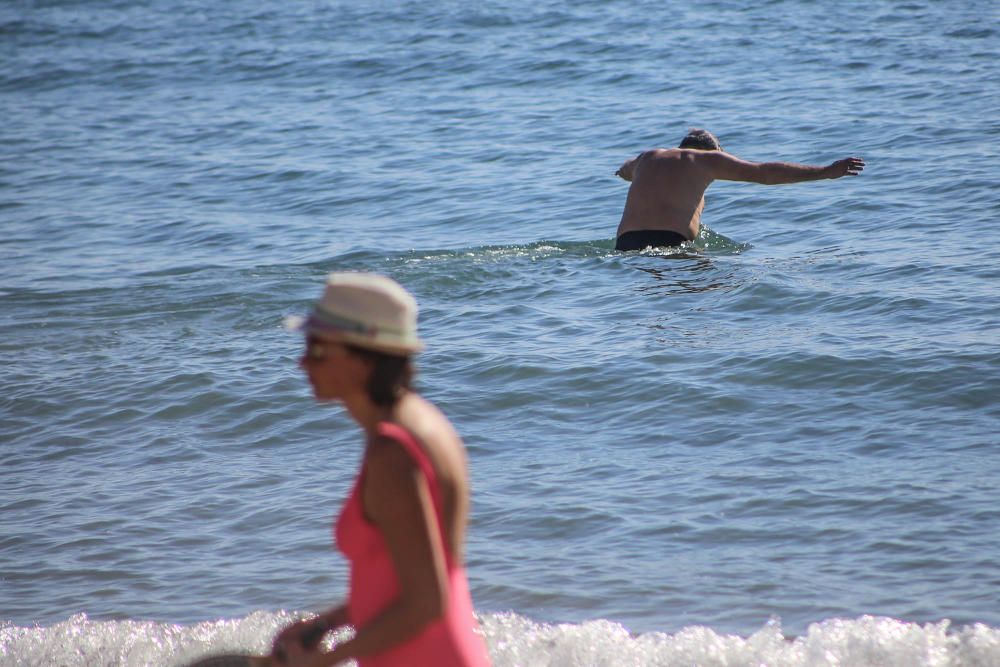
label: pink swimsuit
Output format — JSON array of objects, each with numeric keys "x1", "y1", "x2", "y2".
[{"x1": 335, "y1": 422, "x2": 492, "y2": 667}]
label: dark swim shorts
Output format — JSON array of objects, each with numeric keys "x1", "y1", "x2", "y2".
[{"x1": 614, "y1": 230, "x2": 690, "y2": 251}]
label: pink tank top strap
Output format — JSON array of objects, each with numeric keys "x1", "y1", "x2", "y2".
[{"x1": 375, "y1": 422, "x2": 445, "y2": 519}]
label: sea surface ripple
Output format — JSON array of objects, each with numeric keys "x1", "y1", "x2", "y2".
[{"x1": 2, "y1": 1, "x2": 999, "y2": 665}]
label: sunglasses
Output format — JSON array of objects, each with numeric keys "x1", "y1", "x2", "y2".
[{"x1": 304, "y1": 339, "x2": 330, "y2": 361}]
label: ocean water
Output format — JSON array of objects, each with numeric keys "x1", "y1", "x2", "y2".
[{"x1": 3, "y1": 0, "x2": 1000, "y2": 665}]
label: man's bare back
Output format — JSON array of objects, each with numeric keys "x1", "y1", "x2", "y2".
[{"x1": 614, "y1": 129, "x2": 865, "y2": 250}]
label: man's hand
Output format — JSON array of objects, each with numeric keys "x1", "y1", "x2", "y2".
[{"x1": 826, "y1": 157, "x2": 865, "y2": 179}]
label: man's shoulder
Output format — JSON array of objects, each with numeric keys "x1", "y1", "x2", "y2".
[
  {"x1": 635, "y1": 148, "x2": 683, "y2": 166},
  {"x1": 644, "y1": 147, "x2": 682, "y2": 158}
]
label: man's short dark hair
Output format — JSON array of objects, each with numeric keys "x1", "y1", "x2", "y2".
[{"x1": 679, "y1": 128, "x2": 722, "y2": 151}]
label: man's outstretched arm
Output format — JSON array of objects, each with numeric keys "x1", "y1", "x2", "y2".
[{"x1": 706, "y1": 152, "x2": 865, "y2": 185}]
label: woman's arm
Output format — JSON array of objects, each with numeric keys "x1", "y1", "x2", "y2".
[{"x1": 319, "y1": 435, "x2": 450, "y2": 666}]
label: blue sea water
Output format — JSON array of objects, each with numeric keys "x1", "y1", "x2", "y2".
[{"x1": 3, "y1": 0, "x2": 1000, "y2": 665}]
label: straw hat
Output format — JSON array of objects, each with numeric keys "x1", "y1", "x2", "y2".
[{"x1": 286, "y1": 272, "x2": 424, "y2": 355}]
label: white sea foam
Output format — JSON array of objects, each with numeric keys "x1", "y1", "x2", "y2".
[
  {"x1": 2, "y1": 612, "x2": 998, "y2": 667},
  {"x1": 4, "y1": 0, "x2": 1000, "y2": 659}
]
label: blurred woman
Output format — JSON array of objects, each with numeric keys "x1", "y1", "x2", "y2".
[{"x1": 273, "y1": 272, "x2": 491, "y2": 667}]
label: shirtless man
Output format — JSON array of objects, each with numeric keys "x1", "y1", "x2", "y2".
[{"x1": 614, "y1": 128, "x2": 865, "y2": 251}]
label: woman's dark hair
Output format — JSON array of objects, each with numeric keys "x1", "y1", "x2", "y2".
[{"x1": 345, "y1": 344, "x2": 415, "y2": 407}]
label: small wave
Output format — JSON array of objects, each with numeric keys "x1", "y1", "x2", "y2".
[
  {"x1": 298, "y1": 231, "x2": 749, "y2": 274},
  {"x1": 2, "y1": 611, "x2": 997, "y2": 666},
  {"x1": 944, "y1": 27, "x2": 996, "y2": 39},
  {"x1": 293, "y1": 239, "x2": 617, "y2": 275}
]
